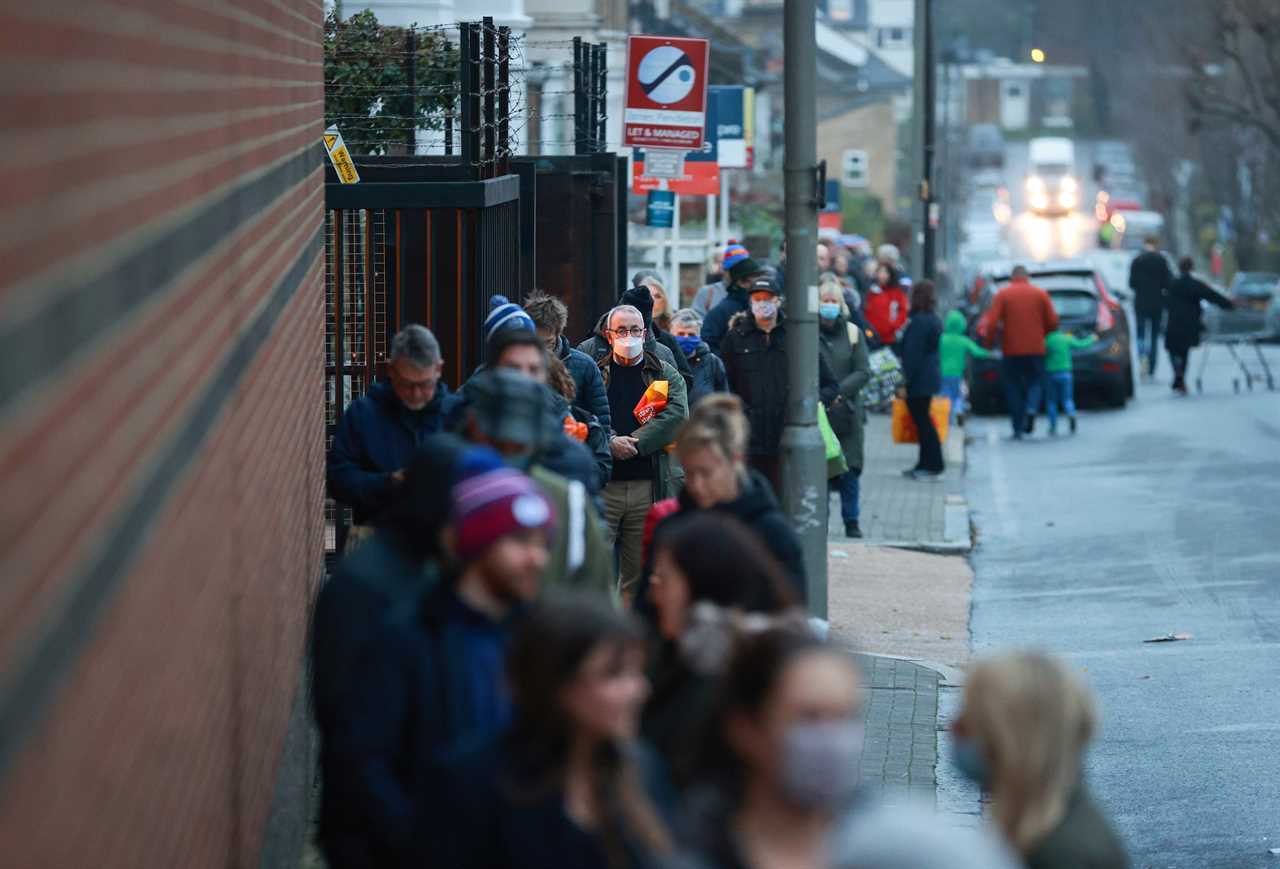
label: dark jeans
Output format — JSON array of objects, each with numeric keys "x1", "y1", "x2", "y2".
[
  {"x1": 837, "y1": 468, "x2": 861, "y2": 522},
  {"x1": 906, "y1": 396, "x2": 944, "y2": 472},
  {"x1": 1002, "y1": 355, "x2": 1046, "y2": 435},
  {"x1": 1136, "y1": 310, "x2": 1163, "y2": 375}
]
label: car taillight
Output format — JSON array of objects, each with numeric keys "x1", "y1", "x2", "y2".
[
  {"x1": 982, "y1": 370, "x2": 999, "y2": 382},
  {"x1": 1096, "y1": 299, "x2": 1115, "y2": 333}
]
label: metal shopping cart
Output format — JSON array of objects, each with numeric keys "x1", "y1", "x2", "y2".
[{"x1": 1194, "y1": 326, "x2": 1276, "y2": 394}]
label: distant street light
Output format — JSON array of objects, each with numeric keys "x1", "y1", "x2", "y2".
[{"x1": 1030, "y1": 48, "x2": 1046, "y2": 64}]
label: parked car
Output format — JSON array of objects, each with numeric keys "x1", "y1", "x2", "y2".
[
  {"x1": 968, "y1": 262, "x2": 1135, "y2": 411},
  {"x1": 968, "y1": 124, "x2": 1005, "y2": 169}
]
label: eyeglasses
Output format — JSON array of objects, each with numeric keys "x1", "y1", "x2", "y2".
[{"x1": 610, "y1": 326, "x2": 644, "y2": 338}]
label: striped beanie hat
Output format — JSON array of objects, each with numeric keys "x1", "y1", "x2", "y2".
[
  {"x1": 450, "y1": 466, "x2": 555, "y2": 562},
  {"x1": 484, "y1": 294, "x2": 536, "y2": 343},
  {"x1": 722, "y1": 240, "x2": 762, "y2": 281}
]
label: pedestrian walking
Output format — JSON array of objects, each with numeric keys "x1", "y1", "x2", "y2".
[
  {"x1": 817, "y1": 279, "x2": 871, "y2": 538},
  {"x1": 719, "y1": 276, "x2": 838, "y2": 494},
  {"x1": 327, "y1": 324, "x2": 461, "y2": 550},
  {"x1": 599, "y1": 304, "x2": 689, "y2": 600},
  {"x1": 668, "y1": 308, "x2": 729, "y2": 407},
  {"x1": 313, "y1": 434, "x2": 467, "y2": 869},
  {"x1": 980, "y1": 265, "x2": 1059, "y2": 438},
  {"x1": 439, "y1": 595, "x2": 675, "y2": 869},
  {"x1": 701, "y1": 242, "x2": 768, "y2": 353},
  {"x1": 1043, "y1": 329, "x2": 1096, "y2": 434},
  {"x1": 950, "y1": 651, "x2": 1129, "y2": 869},
  {"x1": 691, "y1": 247, "x2": 727, "y2": 318},
  {"x1": 898, "y1": 280, "x2": 945, "y2": 479},
  {"x1": 325, "y1": 461, "x2": 554, "y2": 869},
  {"x1": 1128, "y1": 236, "x2": 1173, "y2": 379},
  {"x1": 462, "y1": 368, "x2": 614, "y2": 596},
  {"x1": 643, "y1": 512, "x2": 800, "y2": 786},
  {"x1": 636, "y1": 395, "x2": 807, "y2": 610},
  {"x1": 863, "y1": 264, "x2": 909, "y2": 349},
  {"x1": 682, "y1": 629, "x2": 865, "y2": 869},
  {"x1": 1165, "y1": 257, "x2": 1234, "y2": 395},
  {"x1": 939, "y1": 308, "x2": 994, "y2": 426},
  {"x1": 524, "y1": 290, "x2": 612, "y2": 432}
]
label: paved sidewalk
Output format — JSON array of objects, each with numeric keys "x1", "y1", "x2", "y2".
[
  {"x1": 849, "y1": 653, "x2": 940, "y2": 805},
  {"x1": 830, "y1": 413, "x2": 969, "y2": 548}
]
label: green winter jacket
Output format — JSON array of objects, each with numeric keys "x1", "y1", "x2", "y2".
[
  {"x1": 939, "y1": 309, "x2": 993, "y2": 377},
  {"x1": 1044, "y1": 330, "x2": 1098, "y2": 373},
  {"x1": 598, "y1": 351, "x2": 689, "y2": 501}
]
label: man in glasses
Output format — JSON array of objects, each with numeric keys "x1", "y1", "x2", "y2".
[
  {"x1": 598, "y1": 304, "x2": 688, "y2": 600},
  {"x1": 328, "y1": 324, "x2": 462, "y2": 552}
]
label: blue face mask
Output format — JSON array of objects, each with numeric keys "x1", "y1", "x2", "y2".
[
  {"x1": 819, "y1": 302, "x2": 841, "y2": 321},
  {"x1": 674, "y1": 334, "x2": 701, "y2": 356},
  {"x1": 950, "y1": 736, "x2": 991, "y2": 787}
]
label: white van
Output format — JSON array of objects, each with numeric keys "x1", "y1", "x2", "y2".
[{"x1": 1026, "y1": 137, "x2": 1078, "y2": 216}]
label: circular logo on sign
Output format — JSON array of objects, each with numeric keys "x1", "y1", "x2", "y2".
[
  {"x1": 638, "y1": 45, "x2": 696, "y2": 105},
  {"x1": 512, "y1": 494, "x2": 550, "y2": 528}
]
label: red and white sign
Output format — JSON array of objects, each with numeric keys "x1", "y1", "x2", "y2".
[
  {"x1": 623, "y1": 35, "x2": 710, "y2": 150},
  {"x1": 632, "y1": 157, "x2": 719, "y2": 196}
]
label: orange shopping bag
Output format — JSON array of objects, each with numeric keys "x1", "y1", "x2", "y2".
[
  {"x1": 634, "y1": 380, "x2": 669, "y2": 425},
  {"x1": 891, "y1": 397, "x2": 951, "y2": 444}
]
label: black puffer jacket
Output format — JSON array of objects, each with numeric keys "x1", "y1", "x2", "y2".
[
  {"x1": 1165, "y1": 272, "x2": 1233, "y2": 352},
  {"x1": 685, "y1": 340, "x2": 729, "y2": 408},
  {"x1": 719, "y1": 312, "x2": 839, "y2": 457}
]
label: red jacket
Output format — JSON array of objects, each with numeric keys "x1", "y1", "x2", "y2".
[
  {"x1": 864, "y1": 285, "x2": 909, "y2": 344},
  {"x1": 980, "y1": 278, "x2": 1060, "y2": 356}
]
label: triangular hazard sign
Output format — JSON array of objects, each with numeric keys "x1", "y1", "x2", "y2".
[{"x1": 323, "y1": 134, "x2": 338, "y2": 151}]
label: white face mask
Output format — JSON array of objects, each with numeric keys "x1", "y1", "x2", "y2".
[
  {"x1": 614, "y1": 335, "x2": 644, "y2": 360},
  {"x1": 752, "y1": 299, "x2": 778, "y2": 320},
  {"x1": 778, "y1": 720, "x2": 864, "y2": 810}
]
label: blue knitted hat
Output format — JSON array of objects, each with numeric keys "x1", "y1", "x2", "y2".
[{"x1": 484, "y1": 294, "x2": 536, "y2": 344}]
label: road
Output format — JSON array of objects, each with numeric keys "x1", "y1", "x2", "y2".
[{"x1": 964, "y1": 348, "x2": 1280, "y2": 867}]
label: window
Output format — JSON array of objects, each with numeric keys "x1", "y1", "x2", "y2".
[{"x1": 842, "y1": 149, "x2": 868, "y2": 188}]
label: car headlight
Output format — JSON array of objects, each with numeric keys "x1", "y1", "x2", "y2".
[
  {"x1": 1030, "y1": 192, "x2": 1050, "y2": 211},
  {"x1": 1026, "y1": 176, "x2": 1046, "y2": 194},
  {"x1": 1061, "y1": 176, "x2": 1078, "y2": 193},
  {"x1": 1058, "y1": 190, "x2": 1078, "y2": 209}
]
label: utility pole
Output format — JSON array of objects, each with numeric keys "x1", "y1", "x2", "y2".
[
  {"x1": 781, "y1": 0, "x2": 827, "y2": 617},
  {"x1": 911, "y1": 0, "x2": 936, "y2": 279}
]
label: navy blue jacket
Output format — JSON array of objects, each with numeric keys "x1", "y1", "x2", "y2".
[
  {"x1": 556, "y1": 335, "x2": 612, "y2": 432},
  {"x1": 686, "y1": 341, "x2": 729, "y2": 408},
  {"x1": 899, "y1": 311, "x2": 943, "y2": 397},
  {"x1": 324, "y1": 582, "x2": 518, "y2": 868},
  {"x1": 700, "y1": 287, "x2": 750, "y2": 354},
  {"x1": 327, "y1": 381, "x2": 462, "y2": 524}
]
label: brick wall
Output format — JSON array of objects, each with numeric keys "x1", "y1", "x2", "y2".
[{"x1": 0, "y1": 2, "x2": 325, "y2": 866}]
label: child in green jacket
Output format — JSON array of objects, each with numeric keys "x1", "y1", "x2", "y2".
[
  {"x1": 1044, "y1": 329, "x2": 1097, "y2": 434},
  {"x1": 939, "y1": 309, "x2": 993, "y2": 423}
]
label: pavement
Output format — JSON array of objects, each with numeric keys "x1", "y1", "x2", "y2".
[
  {"x1": 965, "y1": 348, "x2": 1280, "y2": 867},
  {"x1": 830, "y1": 412, "x2": 970, "y2": 550},
  {"x1": 827, "y1": 410, "x2": 979, "y2": 819}
]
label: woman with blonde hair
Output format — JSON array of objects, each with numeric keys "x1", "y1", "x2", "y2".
[
  {"x1": 951, "y1": 651, "x2": 1129, "y2": 869},
  {"x1": 634, "y1": 394, "x2": 807, "y2": 608}
]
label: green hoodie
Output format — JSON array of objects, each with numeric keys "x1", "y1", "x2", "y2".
[
  {"x1": 939, "y1": 310, "x2": 993, "y2": 377},
  {"x1": 1045, "y1": 330, "x2": 1098, "y2": 373}
]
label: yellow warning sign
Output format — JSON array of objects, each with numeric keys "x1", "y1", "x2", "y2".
[{"x1": 323, "y1": 125, "x2": 360, "y2": 184}]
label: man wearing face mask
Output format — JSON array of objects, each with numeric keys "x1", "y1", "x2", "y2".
[
  {"x1": 719, "y1": 277, "x2": 839, "y2": 495},
  {"x1": 599, "y1": 304, "x2": 689, "y2": 599},
  {"x1": 701, "y1": 241, "x2": 768, "y2": 354}
]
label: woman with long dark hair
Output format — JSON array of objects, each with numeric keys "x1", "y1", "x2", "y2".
[
  {"x1": 440, "y1": 596, "x2": 675, "y2": 869},
  {"x1": 642, "y1": 512, "x2": 800, "y2": 786},
  {"x1": 898, "y1": 280, "x2": 945, "y2": 478},
  {"x1": 683, "y1": 629, "x2": 866, "y2": 869}
]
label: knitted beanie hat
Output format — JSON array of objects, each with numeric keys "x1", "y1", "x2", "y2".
[
  {"x1": 722, "y1": 240, "x2": 762, "y2": 281},
  {"x1": 450, "y1": 467, "x2": 554, "y2": 562},
  {"x1": 484, "y1": 295, "x2": 536, "y2": 343}
]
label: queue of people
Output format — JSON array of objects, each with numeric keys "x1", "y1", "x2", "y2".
[{"x1": 317, "y1": 250, "x2": 1129, "y2": 869}]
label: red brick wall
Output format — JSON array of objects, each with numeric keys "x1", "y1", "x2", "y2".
[{"x1": 0, "y1": 2, "x2": 325, "y2": 866}]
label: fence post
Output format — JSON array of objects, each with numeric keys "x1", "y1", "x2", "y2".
[
  {"x1": 460, "y1": 22, "x2": 481, "y2": 173},
  {"x1": 498, "y1": 26, "x2": 510, "y2": 174},
  {"x1": 596, "y1": 43, "x2": 608, "y2": 153},
  {"x1": 573, "y1": 37, "x2": 586, "y2": 155},
  {"x1": 483, "y1": 16, "x2": 497, "y2": 177}
]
